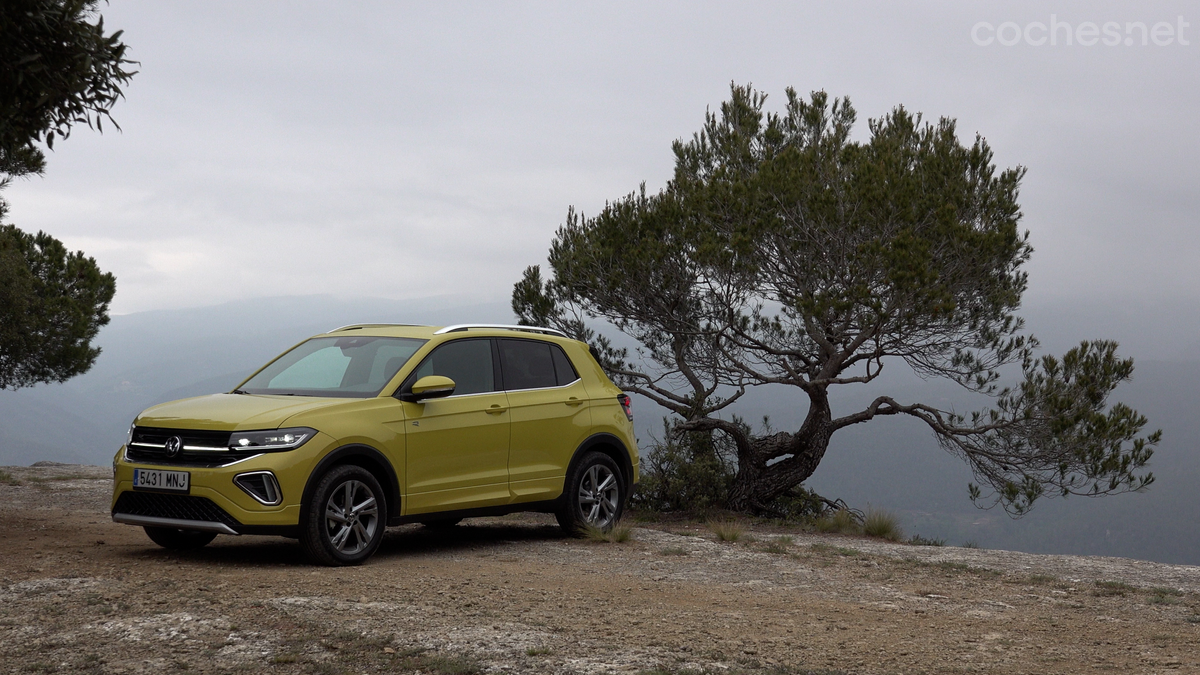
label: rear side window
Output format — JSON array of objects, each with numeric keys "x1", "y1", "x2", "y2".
[
  {"x1": 409, "y1": 339, "x2": 495, "y2": 396},
  {"x1": 499, "y1": 339, "x2": 557, "y2": 390},
  {"x1": 551, "y1": 345, "x2": 579, "y2": 386}
]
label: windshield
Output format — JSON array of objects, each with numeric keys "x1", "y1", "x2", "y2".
[{"x1": 238, "y1": 336, "x2": 426, "y2": 398}]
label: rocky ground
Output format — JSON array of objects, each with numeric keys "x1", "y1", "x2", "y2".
[{"x1": 1, "y1": 463, "x2": 1199, "y2": 674}]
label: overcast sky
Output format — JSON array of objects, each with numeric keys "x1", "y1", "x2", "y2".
[{"x1": 6, "y1": 1, "x2": 1198, "y2": 349}]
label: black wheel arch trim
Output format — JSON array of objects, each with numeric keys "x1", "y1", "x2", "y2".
[
  {"x1": 301, "y1": 444, "x2": 403, "y2": 525},
  {"x1": 565, "y1": 432, "x2": 635, "y2": 500}
]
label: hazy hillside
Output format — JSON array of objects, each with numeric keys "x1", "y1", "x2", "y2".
[{"x1": 1, "y1": 294, "x2": 1195, "y2": 564}]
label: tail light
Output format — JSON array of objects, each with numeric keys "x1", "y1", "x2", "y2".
[{"x1": 617, "y1": 394, "x2": 633, "y2": 421}]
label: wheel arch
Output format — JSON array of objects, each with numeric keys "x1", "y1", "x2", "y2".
[
  {"x1": 566, "y1": 433, "x2": 634, "y2": 496},
  {"x1": 301, "y1": 444, "x2": 402, "y2": 525}
]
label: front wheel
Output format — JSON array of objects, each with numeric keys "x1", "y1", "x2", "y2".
[
  {"x1": 300, "y1": 465, "x2": 387, "y2": 566},
  {"x1": 556, "y1": 452, "x2": 625, "y2": 535},
  {"x1": 144, "y1": 526, "x2": 217, "y2": 550}
]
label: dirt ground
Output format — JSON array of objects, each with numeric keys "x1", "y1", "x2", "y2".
[{"x1": 2, "y1": 463, "x2": 1199, "y2": 675}]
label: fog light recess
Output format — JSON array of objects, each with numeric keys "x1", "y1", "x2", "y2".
[{"x1": 234, "y1": 471, "x2": 283, "y2": 506}]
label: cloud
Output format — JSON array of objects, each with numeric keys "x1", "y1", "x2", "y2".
[{"x1": 3, "y1": 1, "x2": 1196, "y2": 334}]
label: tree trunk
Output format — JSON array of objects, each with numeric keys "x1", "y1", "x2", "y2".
[{"x1": 725, "y1": 387, "x2": 835, "y2": 513}]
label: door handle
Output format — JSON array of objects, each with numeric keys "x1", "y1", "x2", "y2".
[
  {"x1": 566, "y1": 397, "x2": 584, "y2": 407},
  {"x1": 486, "y1": 404, "x2": 507, "y2": 415}
]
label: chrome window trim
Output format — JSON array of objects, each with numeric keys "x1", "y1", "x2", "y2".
[
  {"x1": 502, "y1": 378, "x2": 582, "y2": 394},
  {"x1": 417, "y1": 378, "x2": 583, "y2": 401}
]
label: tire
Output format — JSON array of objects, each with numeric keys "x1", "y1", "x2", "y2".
[
  {"x1": 300, "y1": 464, "x2": 387, "y2": 566},
  {"x1": 143, "y1": 526, "x2": 217, "y2": 550},
  {"x1": 556, "y1": 451, "x2": 625, "y2": 535},
  {"x1": 420, "y1": 518, "x2": 463, "y2": 529}
]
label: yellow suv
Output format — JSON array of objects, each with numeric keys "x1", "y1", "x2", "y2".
[{"x1": 111, "y1": 323, "x2": 638, "y2": 565}]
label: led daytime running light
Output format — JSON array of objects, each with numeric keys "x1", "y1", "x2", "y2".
[{"x1": 228, "y1": 427, "x2": 316, "y2": 452}]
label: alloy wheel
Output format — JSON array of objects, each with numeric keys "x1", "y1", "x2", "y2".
[
  {"x1": 576, "y1": 464, "x2": 619, "y2": 528},
  {"x1": 323, "y1": 479, "x2": 379, "y2": 555}
]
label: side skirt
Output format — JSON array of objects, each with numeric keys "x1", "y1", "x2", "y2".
[{"x1": 390, "y1": 499, "x2": 561, "y2": 526}]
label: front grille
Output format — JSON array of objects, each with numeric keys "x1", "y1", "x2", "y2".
[
  {"x1": 113, "y1": 491, "x2": 241, "y2": 528},
  {"x1": 126, "y1": 426, "x2": 257, "y2": 467}
]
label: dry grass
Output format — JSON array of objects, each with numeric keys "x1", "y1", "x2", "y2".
[
  {"x1": 583, "y1": 521, "x2": 633, "y2": 543},
  {"x1": 707, "y1": 520, "x2": 745, "y2": 542},
  {"x1": 863, "y1": 508, "x2": 904, "y2": 541},
  {"x1": 813, "y1": 509, "x2": 860, "y2": 534},
  {"x1": 1093, "y1": 580, "x2": 1135, "y2": 597},
  {"x1": 0, "y1": 469, "x2": 19, "y2": 485}
]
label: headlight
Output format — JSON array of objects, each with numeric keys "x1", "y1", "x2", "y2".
[
  {"x1": 125, "y1": 422, "x2": 135, "y2": 448},
  {"x1": 228, "y1": 427, "x2": 316, "y2": 452}
]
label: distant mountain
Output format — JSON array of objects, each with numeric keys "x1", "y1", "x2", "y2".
[{"x1": 1, "y1": 294, "x2": 1194, "y2": 564}]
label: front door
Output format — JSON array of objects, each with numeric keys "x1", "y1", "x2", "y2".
[{"x1": 400, "y1": 338, "x2": 510, "y2": 514}]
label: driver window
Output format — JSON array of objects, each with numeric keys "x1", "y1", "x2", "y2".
[{"x1": 410, "y1": 339, "x2": 495, "y2": 396}]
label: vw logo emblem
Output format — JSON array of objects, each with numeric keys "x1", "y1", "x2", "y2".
[{"x1": 164, "y1": 436, "x2": 183, "y2": 458}]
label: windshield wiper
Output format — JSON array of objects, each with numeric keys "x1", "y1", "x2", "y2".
[{"x1": 231, "y1": 389, "x2": 248, "y2": 395}]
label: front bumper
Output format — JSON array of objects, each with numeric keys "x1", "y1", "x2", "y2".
[{"x1": 110, "y1": 434, "x2": 333, "y2": 534}]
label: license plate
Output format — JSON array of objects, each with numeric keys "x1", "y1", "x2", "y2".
[{"x1": 132, "y1": 468, "x2": 190, "y2": 493}]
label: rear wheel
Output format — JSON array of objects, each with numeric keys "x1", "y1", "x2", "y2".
[
  {"x1": 301, "y1": 465, "x2": 386, "y2": 566},
  {"x1": 143, "y1": 526, "x2": 217, "y2": 550},
  {"x1": 556, "y1": 451, "x2": 624, "y2": 535}
]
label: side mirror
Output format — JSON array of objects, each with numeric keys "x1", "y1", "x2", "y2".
[{"x1": 404, "y1": 375, "x2": 456, "y2": 402}]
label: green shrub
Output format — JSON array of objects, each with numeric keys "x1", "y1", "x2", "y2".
[
  {"x1": 907, "y1": 534, "x2": 945, "y2": 546},
  {"x1": 631, "y1": 423, "x2": 735, "y2": 513}
]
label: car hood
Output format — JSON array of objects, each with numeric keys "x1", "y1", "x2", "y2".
[{"x1": 134, "y1": 393, "x2": 350, "y2": 431}]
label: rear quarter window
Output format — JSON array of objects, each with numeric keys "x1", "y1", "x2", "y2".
[{"x1": 551, "y1": 345, "x2": 579, "y2": 385}]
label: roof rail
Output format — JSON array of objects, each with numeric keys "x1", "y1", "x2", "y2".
[
  {"x1": 327, "y1": 323, "x2": 426, "y2": 333},
  {"x1": 433, "y1": 323, "x2": 568, "y2": 338}
]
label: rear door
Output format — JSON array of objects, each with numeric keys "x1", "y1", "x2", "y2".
[
  {"x1": 499, "y1": 338, "x2": 592, "y2": 503},
  {"x1": 399, "y1": 338, "x2": 511, "y2": 514}
]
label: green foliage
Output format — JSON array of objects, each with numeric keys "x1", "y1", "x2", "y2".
[
  {"x1": 0, "y1": 1, "x2": 128, "y2": 389},
  {"x1": 631, "y1": 422, "x2": 736, "y2": 513},
  {"x1": 907, "y1": 534, "x2": 945, "y2": 546},
  {"x1": 956, "y1": 340, "x2": 1159, "y2": 514},
  {"x1": 0, "y1": 224, "x2": 115, "y2": 389},
  {"x1": 0, "y1": 0, "x2": 136, "y2": 179},
  {"x1": 516, "y1": 82, "x2": 1159, "y2": 517}
]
